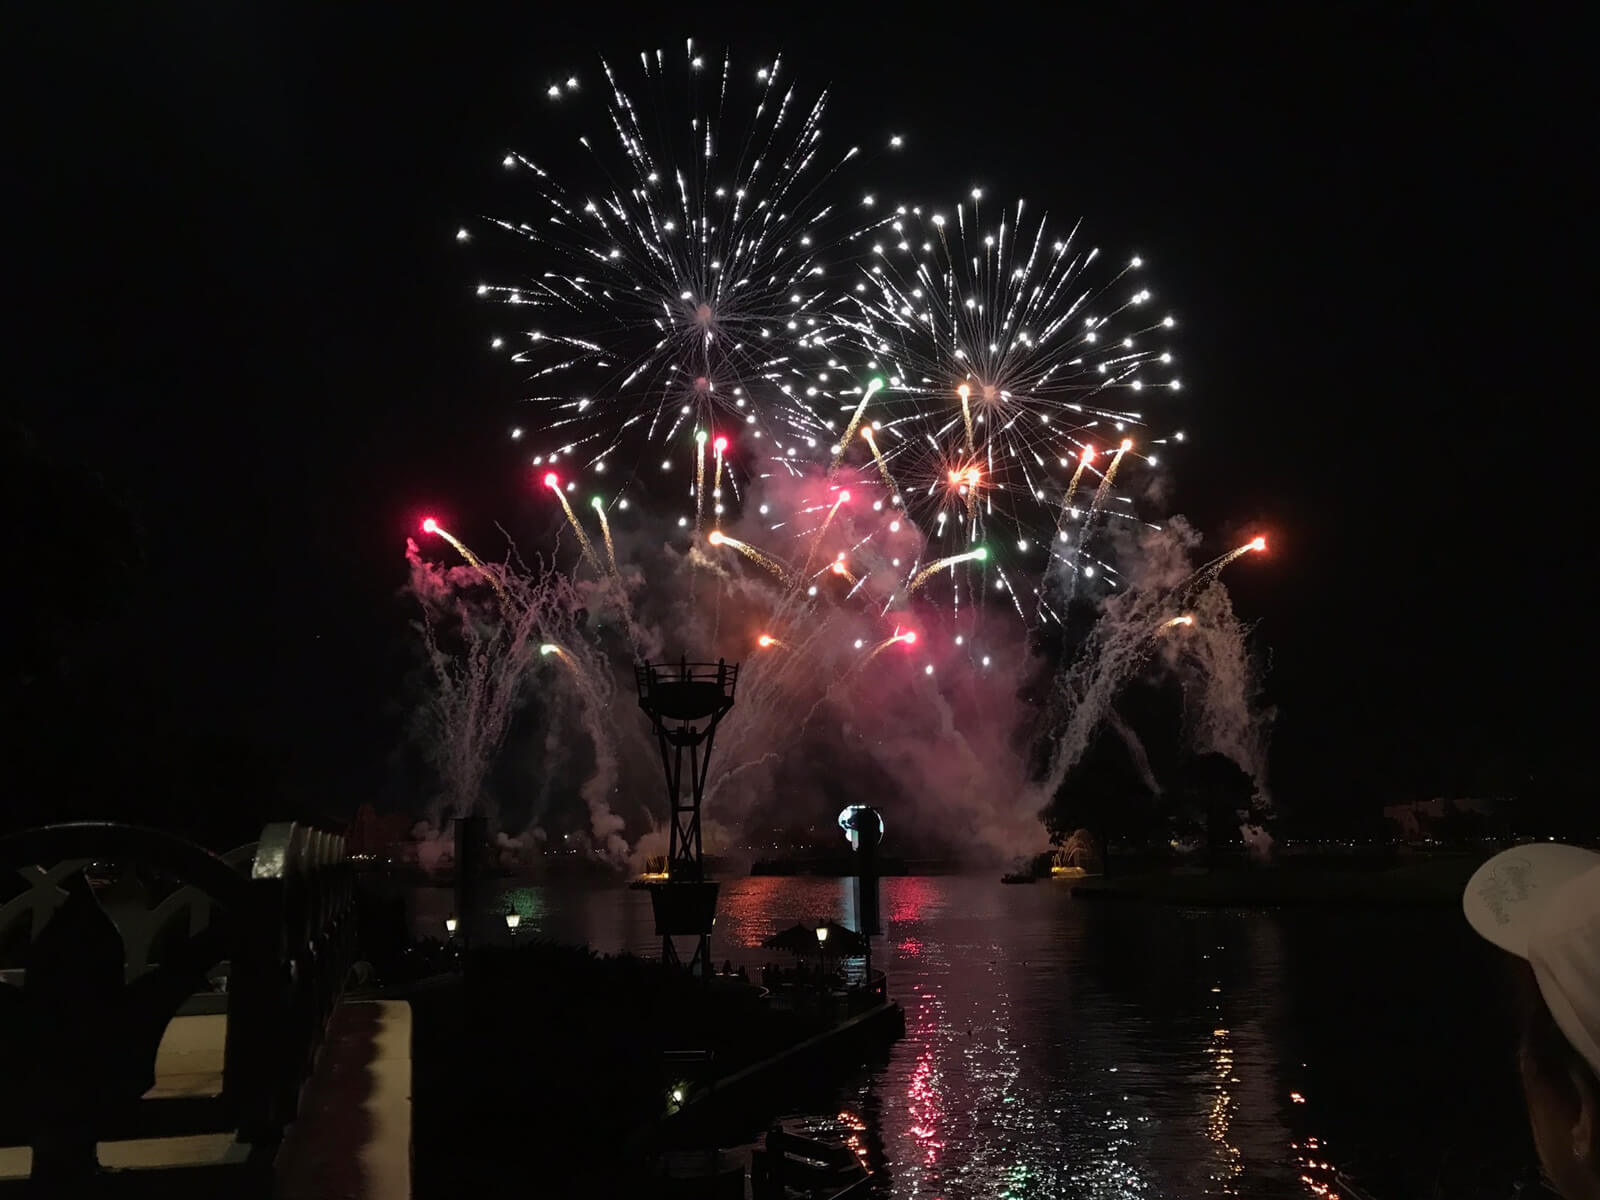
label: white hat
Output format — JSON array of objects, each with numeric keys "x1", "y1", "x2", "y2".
[{"x1": 1464, "y1": 843, "x2": 1600, "y2": 1079}]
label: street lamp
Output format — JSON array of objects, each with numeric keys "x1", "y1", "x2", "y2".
[
  {"x1": 444, "y1": 916, "x2": 458, "y2": 936},
  {"x1": 816, "y1": 925, "x2": 829, "y2": 946},
  {"x1": 505, "y1": 912, "x2": 521, "y2": 934}
]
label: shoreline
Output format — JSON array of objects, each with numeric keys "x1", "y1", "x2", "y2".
[{"x1": 1069, "y1": 855, "x2": 1479, "y2": 907}]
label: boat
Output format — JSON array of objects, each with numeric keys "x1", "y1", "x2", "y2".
[
  {"x1": 752, "y1": 1122, "x2": 871, "y2": 1198},
  {"x1": 658, "y1": 1121, "x2": 871, "y2": 1199}
]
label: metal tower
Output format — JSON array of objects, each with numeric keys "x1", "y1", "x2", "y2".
[{"x1": 635, "y1": 657, "x2": 738, "y2": 975}]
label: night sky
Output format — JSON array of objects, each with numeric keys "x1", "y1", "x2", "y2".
[{"x1": 10, "y1": 4, "x2": 1588, "y2": 843}]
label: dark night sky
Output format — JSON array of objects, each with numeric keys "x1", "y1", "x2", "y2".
[{"x1": 10, "y1": 3, "x2": 1589, "y2": 840}]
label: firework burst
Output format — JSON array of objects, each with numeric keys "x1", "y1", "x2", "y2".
[
  {"x1": 817, "y1": 194, "x2": 1187, "y2": 624},
  {"x1": 469, "y1": 40, "x2": 900, "y2": 518}
]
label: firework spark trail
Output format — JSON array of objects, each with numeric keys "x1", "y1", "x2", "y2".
[
  {"x1": 694, "y1": 431, "x2": 708, "y2": 533},
  {"x1": 422, "y1": 518, "x2": 509, "y2": 604},
  {"x1": 831, "y1": 378, "x2": 884, "y2": 474},
  {"x1": 956, "y1": 383, "x2": 975, "y2": 452},
  {"x1": 711, "y1": 435, "x2": 727, "y2": 509},
  {"x1": 860, "y1": 426, "x2": 900, "y2": 497},
  {"x1": 1081, "y1": 440, "x2": 1133, "y2": 539},
  {"x1": 708, "y1": 529, "x2": 794, "y2": 585},
  {"x1": 1185, "y1": 537, "x2": 1267, "y2": 590},
  {"x1": 1058, "y1": 439, "x2": 1136, "y2": 610},
  {"x1": 857, "y1": 628, "x2": 918, "y2": 671},
  {"x1": 591, "y1": 498, "x2": 623, "y2": 585},
  {"x1": 827, "y1": 555, "x2": 858, "y2": 585},
  {"x1": 543, "y1": 473, "x2": 606, "y2": 576},
  {"x1": 1058, "y1": 446, "x2": 1096, "y2": 522},
  {"x1": 908, "y1": 545, "x2": 988, "y2": 593}
]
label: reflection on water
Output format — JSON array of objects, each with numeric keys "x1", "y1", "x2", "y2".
[{"x1": 408, "y1": 875, "x2": 1531, "y2": 1199}]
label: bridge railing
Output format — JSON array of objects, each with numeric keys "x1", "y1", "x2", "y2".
[{"x1": 0, "y1": 820, "x2": 354, "y2": 1187}]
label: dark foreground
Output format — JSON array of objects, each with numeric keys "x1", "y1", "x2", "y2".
[
  {"x1": 402, "y1": 872, "x2": 1544, "y2": 1198},
  {"x1": 398, "y1": 943, "x2": 897, "y2": 1196}
]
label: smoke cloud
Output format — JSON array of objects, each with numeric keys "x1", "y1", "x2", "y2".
[{"x1": 404, "y1": 470, "x2": 1272, "y2": 868}]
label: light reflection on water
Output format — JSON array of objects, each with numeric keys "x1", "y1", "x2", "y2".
[{"x1": 409, "y1": 874, "x2": 1527, "y2": 1199}]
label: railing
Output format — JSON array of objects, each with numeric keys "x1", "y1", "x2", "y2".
[{"x1": 0, "y1": 821, "x2": 353, "y2": 1188}]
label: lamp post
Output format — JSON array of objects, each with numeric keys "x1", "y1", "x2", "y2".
[
  {"x1": 444, "y1": 915, "x2": 458, "y2": 937},
  {"x1": 505, "y1": 912, "x2": 521, "y2": 935}
]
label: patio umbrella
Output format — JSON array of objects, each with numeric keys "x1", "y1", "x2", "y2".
[{"x1": 761, "y1": 922, "x2": 820, "y2": 956}]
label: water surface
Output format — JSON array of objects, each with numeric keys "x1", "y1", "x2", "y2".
[{"x1": 411, "y1": 875, "x2": 1534, "y2": 1198}]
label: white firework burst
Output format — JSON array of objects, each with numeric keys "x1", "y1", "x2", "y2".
[
  {"x1": 821, "y1": 194, "x2": 1185, "y2": 622},
  {"x1": 469, "y1": 40, "x2": 899, "y2": 510}
]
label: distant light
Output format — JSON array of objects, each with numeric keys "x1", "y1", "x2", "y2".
[
  {"x1": 982, "y1": 656, "x2": 991, "y2": 666},
  {"x1": 505, "y1": 913, "x2": 521, "y2": 930},
  {"x1": 510, "y1": 427, "x2": 523, "y2": 440},
  {"x1": 1131, "y1": 256, "x2": 1143, "y2": 267},
  {"x1": 924, "y1": 664, "x2": 934, "y2": 675},
  {"x1": 445, "y1": 916, "x2": 458, "y2": 934},
  {"x1": 455, "y1": 228, "x2": 469, "y2": 242}
]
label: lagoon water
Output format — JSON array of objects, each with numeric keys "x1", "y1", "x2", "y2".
[{"x1": 411, "y1": 874, "x2": 1536, "y2": 1198}]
